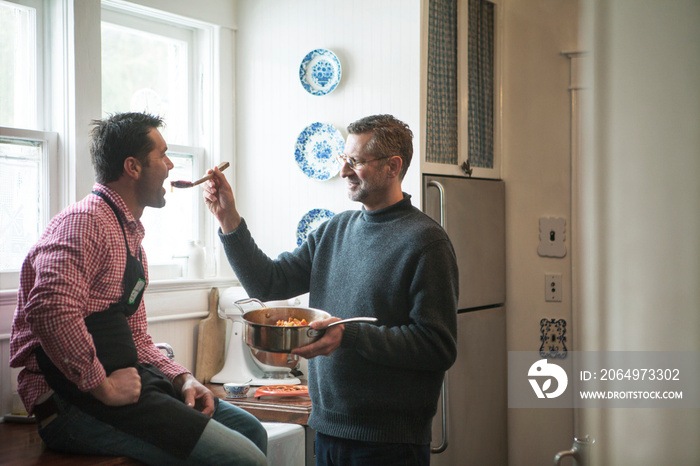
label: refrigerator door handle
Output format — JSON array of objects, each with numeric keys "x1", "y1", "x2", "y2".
[
  {"x1": 431, "y1": 374, "x2": 450, "y2": 453},
  {"x1": 427, "y1": 180, "x2": 447, "y2": 229},
  {"x1": 428, "y1": 179, "x2": 449, "y2": 454}
]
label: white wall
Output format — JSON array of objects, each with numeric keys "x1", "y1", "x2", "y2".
[
  {"x1": 578, "y1": 0, "x2": 700, "y2": 464},
  {"x1": 233, "y1": 0, "x2": 421, "y2": 258}
]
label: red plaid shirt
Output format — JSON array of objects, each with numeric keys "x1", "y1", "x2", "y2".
[{"x1": 10, "y1": 184, "x2": 189, "y2": 414}]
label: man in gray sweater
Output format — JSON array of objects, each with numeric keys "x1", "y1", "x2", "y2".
[{"x1": 204, "y1": 114, "x2": 458, "y2": 465}]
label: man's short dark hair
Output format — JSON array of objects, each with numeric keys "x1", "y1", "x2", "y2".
[
  {"x1": 90, "y1": 112, "x2": 164, "y2": 184},
  {"x1": 347, "y1": 114, "x2": 413, "y2": 180}
]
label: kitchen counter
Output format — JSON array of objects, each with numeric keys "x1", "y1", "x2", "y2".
[{"x1": 206, "y1": 383, "x2": 312, "y2": 425}]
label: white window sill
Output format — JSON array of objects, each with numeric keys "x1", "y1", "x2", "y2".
[
  {"x1": 1, "y1": 277, "x2": 241, "y2": 323},
  {"x1": 145, "y1": 277, "x2": 239, "y2": 293}
]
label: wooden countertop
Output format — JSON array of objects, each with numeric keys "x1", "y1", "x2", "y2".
[
  {"x1": 0, "y1": 421, "x2": 142, "y2": 465},
  {"x1": 207, "y1": 383, "x2": 312, "y2": 426}
]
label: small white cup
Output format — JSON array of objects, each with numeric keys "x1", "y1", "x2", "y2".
[{"x1": 223, "y1": 382, "x2": 251, "y2": 398}]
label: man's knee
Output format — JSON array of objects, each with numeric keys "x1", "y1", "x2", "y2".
[{"x1": 189, "y1": 420, "x2": 267, "y2": 465}]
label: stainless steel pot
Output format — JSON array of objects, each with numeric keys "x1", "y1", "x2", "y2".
[
  {"x1": 235, "y1": 298, "x2": 331, "y2": 353},
  {"x1": 249, "y1": 348, "x2": 300, "y2": 369}
]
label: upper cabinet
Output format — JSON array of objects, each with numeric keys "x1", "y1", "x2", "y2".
[{"x1": 420, "y1": 0, "x2": 503, "y2": 179}]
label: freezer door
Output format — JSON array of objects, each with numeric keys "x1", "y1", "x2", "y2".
[
  {"x1": 423, "y1": 176, "x2": 505, "y2": 310},
  {"x1": 430, "y1": 307, "x2": 508, "y2": 466}
]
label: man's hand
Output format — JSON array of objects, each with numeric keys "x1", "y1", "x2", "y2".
[
  {"x1": 202, "y1": 165, "x2": 241, "y2": 234},
  {"x1": 173, "y1": 373, "x2": 216, "y2": 417},
  {"x1": 90, "y1": 367, "x2": 141, "y2": 406},
  {"x1": 291, "y1": 318, "x2": 345, "y2": 359}
]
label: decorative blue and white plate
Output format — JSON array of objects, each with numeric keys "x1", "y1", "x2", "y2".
[
  {"x1": 299, "y1": 49, "x2": 342, "y2": 96},
  {"x1": 296, "y1": 209, "x2": 335, "y2": 246},
  {"x1": 294, "y1": 122, "x2": 344, "y2": 181}
]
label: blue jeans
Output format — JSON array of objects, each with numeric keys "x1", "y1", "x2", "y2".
[
  {"x1": 315, "y1": 432, "x2": 430, "y2": 466},
  {"x1": 38, "y1": 393, "x2": 267, "y2": 465}
]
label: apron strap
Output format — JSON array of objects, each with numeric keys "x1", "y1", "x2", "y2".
[{"x1": 91, "y1": 190, "x2": 142, "y2": 262}]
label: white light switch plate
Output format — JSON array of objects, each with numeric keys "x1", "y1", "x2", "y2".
[{"x1": 538, "y1": 217, "x2": 567, "y2": 258}]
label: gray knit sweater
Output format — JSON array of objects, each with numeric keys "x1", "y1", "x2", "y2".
[{"x1": 219, "y1": 194, "x2": 458, "y2": 445}]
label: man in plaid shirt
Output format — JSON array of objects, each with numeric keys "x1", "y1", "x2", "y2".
[{"x1": 10, "y1": 112, "x2": 267, "y2": 465}]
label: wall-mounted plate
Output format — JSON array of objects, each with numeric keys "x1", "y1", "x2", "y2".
[
  {"x1": 296, "y1": 209, "x2": 335, "y2": 246},
  {"x1": 294, "y1": 122, "x2": 344, "y2": 181},
  {"x1": 299, "y1": 49, "x2": 342, "y2": 96}
]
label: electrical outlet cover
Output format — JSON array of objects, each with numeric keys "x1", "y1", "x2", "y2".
[
  {"x1": 545, "y1": 273, "x2": 563, "y2": 302},
  {"x1": 538, "y1": 217, "x2": 567, "y2": 258},
  {"x1": 539, "y1": 318, "x2": 567, "y2": 359}
]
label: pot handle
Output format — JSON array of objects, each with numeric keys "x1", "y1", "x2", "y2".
[
  {"x1": 307, "y1": 328, "x2": 324, "y2": 338},
  {"x1": 307, "y1": 317, "x2": 378, "y2": 338},
  {"x1": 233, "y1": 298, "x2": 266, "y2": 313}
]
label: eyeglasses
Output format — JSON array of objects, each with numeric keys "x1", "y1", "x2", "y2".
[{"x1": 336, "y1": 153, "x2": 391, "y2": 170}]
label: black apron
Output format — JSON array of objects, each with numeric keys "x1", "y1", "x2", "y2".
[{"x1": 34, "y1": 190, "x2": 209, "y2": 459}]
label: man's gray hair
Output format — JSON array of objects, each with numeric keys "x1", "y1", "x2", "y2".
[{"x1": 347, "y1": 114, "x2": 413, "y2": 180}]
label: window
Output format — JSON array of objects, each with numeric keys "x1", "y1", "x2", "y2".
[
  {"x1": 142, "y1": 146, "x2": 207, "y2": 280},
  {"x1": 0, "y1": 131, "x2": 57, "y2": 278},
  {"x1": 0, "y1": 0, "x2": 57, "y2": 289},
  {"x1": 0, "y1": 0, "x2": 39, "y2": 129},
  {"x1": 101, "y1": 8, "x2": 191, "y2": 145},
  {"x1": 101, "y1": 1, "x2": 216, "y2": 280}
]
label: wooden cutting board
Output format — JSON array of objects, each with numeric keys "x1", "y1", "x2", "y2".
[{"x1": 194, "y1": 288, "x2": 227, "y2": 383}]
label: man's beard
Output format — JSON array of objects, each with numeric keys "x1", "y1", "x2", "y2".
[{"x1": 347, "y1": 178, "x2": 368, "y2": 203}]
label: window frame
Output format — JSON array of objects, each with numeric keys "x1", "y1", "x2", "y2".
[
  {"x1": 0, "y1": 0, "x2": 45, "y2": 130},
  {"x1": 101, "y1": 0, "x2": 216, "y2": 152},
  {"x1": 100, "y1": 6, "x2": 194, "y2": 145},
  {"x1": 0, "y1": 0, "x2": 54, "y2": 289},
  {"x1": 0, "y1": 126, "x2": 58, "y2": 289},
  {"x1": 143, "y1": 143, "x2": 209, "y2": 281},
  {"x1": 100, "y1": 0, "x2": 220, "y2": 281}
]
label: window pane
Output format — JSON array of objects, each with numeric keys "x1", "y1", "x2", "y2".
[
  {"x1": 101, "y1": 21, "x2": 189, "y2": 145},
  {"x1": 141, "y1": 151, "x2": 196, "y2": 272},
  {"x1": 0, "y1": 1, "x2": 37, "y2": 128},
  {"x1": 0, "y1": 137, "x2": 42, "y2": 271}
]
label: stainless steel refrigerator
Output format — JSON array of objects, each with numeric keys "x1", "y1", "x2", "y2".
[{"x1": 423, "y1": 175, "x2": 507, "y2": 466}]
